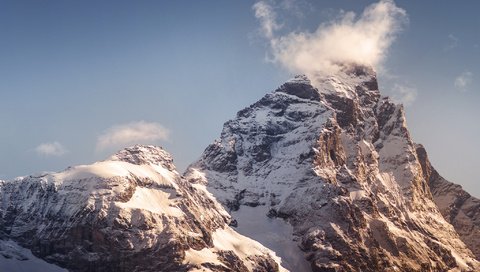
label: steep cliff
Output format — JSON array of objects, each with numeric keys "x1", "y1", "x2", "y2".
[{"x1": 417, "y1": 144, "x2": 480, "y2": 260}]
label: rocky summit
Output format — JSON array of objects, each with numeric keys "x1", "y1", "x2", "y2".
[{"x1": 186, "y1": 64, "x2": 479, "y2": 271}]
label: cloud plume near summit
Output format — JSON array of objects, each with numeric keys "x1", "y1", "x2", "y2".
[{"x1": 253, "y1": 0, "x2": 407, "y2": 77}]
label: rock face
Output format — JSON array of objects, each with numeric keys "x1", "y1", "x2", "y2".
[
  {"x1": 416, "y1": 144, "x2": 480, "y2": 260},
  {"x1": 186, "y1": 64, "x2": 479, "y2": 271},
  {"x1": 0, "y1": 145, "x2": 284, "y2": 272}
]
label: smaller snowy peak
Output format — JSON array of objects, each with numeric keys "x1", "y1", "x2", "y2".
[
  {"x1": 108, "y1": 145, "x2": 175, "y2": 170},
  {"x1": 1, "y1": 146, "x2": 285, "y2": 271}
]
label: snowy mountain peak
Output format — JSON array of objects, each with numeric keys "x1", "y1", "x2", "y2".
[
  {"x1": 187, "y1": 69, "x2": 479, "y2": 271},
  {"x1": 108, "y1": 144, "x2": 175, "y2": 170}
]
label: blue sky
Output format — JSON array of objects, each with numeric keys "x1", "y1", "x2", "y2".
[{"x1": 0, "y1": 1, "x2": 479, "y2": 197}]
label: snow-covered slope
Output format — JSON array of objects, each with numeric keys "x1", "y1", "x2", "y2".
[
  {"x1": 0, "y1": 239, "x2": 67, "y2": 272},
  {"x1": 417, "y1": 144, "x2": 480, "y2": 260},
  {"x1": 186, "y1": 64, "x2": 479, "y2": 271},
  {"x1": 0, "y1": 145, "x2": 285, "y2": 272}
]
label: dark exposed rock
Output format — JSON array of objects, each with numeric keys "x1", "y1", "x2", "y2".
[
  {"x1": 323, "y1": 94, "x2": 360, "y2": 129},
  {"x1": 276, "y1": 75, "x2": 321, "y2": 101},
  {"x1": 202, "y1": 141, "x2": 238, "y2": 173}
]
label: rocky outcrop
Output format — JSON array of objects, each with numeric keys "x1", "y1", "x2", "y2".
[
  {"x1": 186, "y1": 64, "x2": 479, "y2": 271},
  {"x1": 0, "y1": 145, "x2": 284, "y2": 272},
  {"x1": 416, "y1": 144, "x2": 480, "y2": 260}
]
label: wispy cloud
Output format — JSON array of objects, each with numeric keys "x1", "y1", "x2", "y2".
[
  {"x1": 96, "y1": 121, "x2": 170, "y2": 151},
  {"x1": 253, "y1": 1, "x2": 281, "y2": 40},
  {"x1": 391, "y1": 84, "x2": 417, "y2": 106},
  {"x1": 445, "y1": 34, "x2": 459, "y2": 51},
  {"x1": 279, "y1": 0, "x2": 313, "y2": 19},
  {"x1": 35, "y1": 142, "x2": 67, "y2": 157},
  {"x1": 253, "y1": 0, "x2": 407, "y2": 77},
  {"x1": 454, "y1": 71, "x2": 473, "y2": 91}
]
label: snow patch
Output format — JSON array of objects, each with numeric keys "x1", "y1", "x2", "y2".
[
  {"x1": 231, "y1": 205, "x2": 310, "y2": 272},
  {"x1": 183, "y1": 248, "x2": 224, "y2": 268},
  {"x1": 212, "y1": 226, "x2": 288, "y2": 272},
  {"x1": 54, "y1": 161, "x2": 178, "y2": 189},
  {"x1": 115, "y1": 187, "x2": 183, "y2": 217}
]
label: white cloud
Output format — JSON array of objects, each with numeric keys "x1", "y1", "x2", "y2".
[
  {"x1": 391, "y1": 84, "x2": 417, "y2": 106},
  {"x1": 96, "y1": 121, "x2": 170, "y2": 151},
  {"x1": 253, "y1": 0, "x2": 407, "y2": 77},
  {"x1": 35, "y1": 142, "x2": 67, "y2": 157},
  {"x1": 454, "y1": 71, "x2": 473, "y2": 91}
]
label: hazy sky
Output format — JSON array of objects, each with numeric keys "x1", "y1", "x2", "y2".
[{"x1": 1, "y1": 1, "x2": 479, "y2": 197}]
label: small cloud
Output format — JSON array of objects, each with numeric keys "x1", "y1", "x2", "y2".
[
  {"x1": 35, "y1": 142, "x2": 67, "y2": 157},
  {"x1": 253, "y1": 1, "x2": 282, "y2": 39},
  {"x1": 445, "y1": 34, "x2": 459, "y2": 51},
  {"x1": 454, "y1": 71, "x2": 473, "y2": 91},
  {"x1": 391, "y1": 84, "x2": 417, "y2": 106},
  {"x1": 253, "y1": 0, "x2": 407, "y2": 77},
  {"x1": 96, "y1": 121, "x2": 170, "y2": 151}
]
